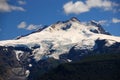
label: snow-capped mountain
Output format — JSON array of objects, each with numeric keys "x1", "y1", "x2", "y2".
[
  {"x1": 0, "y1": 17, "x2": 120, "y2": 80},
  {"x1": 0, "y1": 17, "x2": 120, "y2": 60}
]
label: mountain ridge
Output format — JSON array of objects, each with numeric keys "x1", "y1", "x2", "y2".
[
  {"x1": 0, "y1": 17, "x2": 120, "y2": 60},
  {"x1": 0, "y1": 17, "x2": 120, "y2": 80},
  {"x1": 13, "y1": 17, "x2": 109, "y2": 40}
]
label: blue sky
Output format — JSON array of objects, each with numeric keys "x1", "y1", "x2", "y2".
[{"x1": 0, "y1": 0, "x2": 120, "y2": 40}]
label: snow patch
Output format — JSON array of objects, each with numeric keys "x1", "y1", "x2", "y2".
[
  {"x1": 74, "y1": 39, "x2": 95, "y2": 50},
  {"x1": 28, "y1": 64, "x2": 32, "y2": 67},
  {"x1": 25, "y1": 70, "x2": 30, "y2": 77},
  {"x1": 15, "y1": 50, "x2": 24, "y2": 61},
  {"x1": 105, "y1": 40, "x2": 116, "y2": 47}
]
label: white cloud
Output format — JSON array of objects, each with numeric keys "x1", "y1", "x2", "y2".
[
  {"x1": 98, "y1": 20, "x2": 107, "y2": 25},
  {"x1": 26, "y1": 24, "x2": 38, "y2": 30},
  {"x1": 18, "y1": 21, "x2": 27, "y2": 29},
  {"x1": 63, "y1": 0, "x2": 118, "y2": 14},
  {"x1": 0, "y1": 0, "x2": 25, "y2": 12},
  {"x1": 18, "y1": 21, "x2": 40, "y2": 30},
  {"x1": 63, "y1": 1, "x2": 89, "y2": 14},
  {"x1": 86, "y1": 0, "x2": 113, "y2": 10},
  {"x1": 18, "y1": 0, "x2": 26, "y2": 5},
  {"x1": 112, "y1": 18, "x2": 120, "y2": 23}
]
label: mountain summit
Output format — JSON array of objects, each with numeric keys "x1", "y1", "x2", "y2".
[
  {"x1": 0, "y1": 17, "x2": 120, "y2": 60},
  {"x1": 0, "y1": 17, "x2": 120, "y2": 80}
]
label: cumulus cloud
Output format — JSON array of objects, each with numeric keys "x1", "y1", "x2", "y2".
[
  {"x1": 18, "y1": 21, "x2": 40, "y2": 30},
  {"x1": 26, "y1": 24, "x2": 38, "y2": 30},
  {"x1": 63, "y1": 1, "x2": 89, "y2": 14},
  {"x1": 86, "y1": 0, "x2": 113, "y2": 10},
  {"x1": 18, "y1": 21, "x2": 27, "y2": 29},
  {"x1": 0, "y1": 0, "x2": 25, "y2": 12},
  {"x1": 63, "y1": 0, "x2": 118, "y2": 14},
  {"x1": 112, "y1": 18, "x2": 120, "y2": 23}
]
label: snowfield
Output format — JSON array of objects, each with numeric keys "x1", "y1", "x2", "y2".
[{"x1": 0, "y1": 18, "x2": 120, "y2": 61}]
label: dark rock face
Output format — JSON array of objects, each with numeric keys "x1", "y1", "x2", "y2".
[
  {"x1": 0, "y1": 46, "x2": 24, "y2": 80},
  {"x1": 0, "y1": 46, "x2": 31, "y2": 80},
  {"x1": 28, "y1": 58, "x2": 64, "y2": 80},
  {"x1": 60, "y1": 39, "x2": 120, "y2": 62},
  {"x1": 94, "y1": 39, "x2": 120, "y2": 54},
  {"x1": 61, "y1": 24, "x2": 72, "y2": 30},
  {"x1": 90, "y1": 21, "x2": 110, "y2": 35},
  {"x1": 66, "y1": 46, "x2": 90, "y2": 61},
  {"x1": 90, "y1": 29, "x2": 99, "y2": 33},
  {"x1": 14, "y1": 45, "x2": 32, "y2": 52}
]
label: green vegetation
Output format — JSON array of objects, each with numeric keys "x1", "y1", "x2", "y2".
[
  {"x1": 79, "y1": 53, "x2": 120, "y2": 63},
  {"x1": 28, "y1": 58, "x2": 64, "y2": 80},
  {"x1": 34, "y1": 53, "x2": 120, "y2": 80}
]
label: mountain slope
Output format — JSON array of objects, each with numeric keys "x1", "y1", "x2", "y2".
[
  {"x1": 0, "y1": 17, "x2": 120, "y2": 61},
  {"x1": 38, "y1": 53, "x2": 120, "y2": 80},
  {"x1": 0, "y1": 17, "x2": 120, "y2": 80}
]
